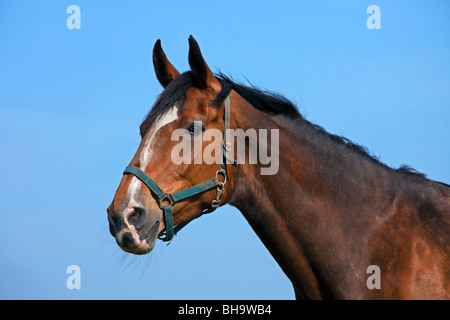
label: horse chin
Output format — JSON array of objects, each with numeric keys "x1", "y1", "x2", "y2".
[{"x1": 122, "y1": 239, "x2": 153, "y2": 255}]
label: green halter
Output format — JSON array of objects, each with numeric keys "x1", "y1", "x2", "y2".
[{"x1": 123, "y1": 96, "x2": 235, "y2": 242}]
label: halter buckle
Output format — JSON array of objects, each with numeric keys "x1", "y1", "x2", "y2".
[{"x1": 159, "y1": 193, "x2": 174, "y2": 209}]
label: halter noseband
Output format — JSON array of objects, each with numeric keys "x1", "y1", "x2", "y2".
[{"x1": 122, "y1": 96, "x2": 235, "y2": 242}]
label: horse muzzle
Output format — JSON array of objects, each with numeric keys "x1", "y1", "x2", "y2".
[{"x1": 107, "y1": 204, "x2": 161, "y2": 255}]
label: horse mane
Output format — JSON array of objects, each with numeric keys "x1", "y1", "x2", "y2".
[
  {"x1": 145, "y1": 71, "x2": 432, "y2": 181},
  {"x1": 215, "y1": 73, "x2": 432, "y2": 181}
]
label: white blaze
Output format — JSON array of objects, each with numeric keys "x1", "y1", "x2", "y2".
[{"x1": 127, "y1": 106, "x2": 179, "y2": 203}]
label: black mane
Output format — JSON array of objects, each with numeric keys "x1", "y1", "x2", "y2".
[{"x1": 144, "y1": 71, "x2": 430, "y2": 181}]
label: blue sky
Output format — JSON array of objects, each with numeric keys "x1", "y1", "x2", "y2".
[{"x1": 0, "y1": 1, "x2": 449, "y2": 299}]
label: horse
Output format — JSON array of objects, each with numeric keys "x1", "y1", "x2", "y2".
[{"x1": 107, "y1": 36, "x2": 450, "y2": 299}]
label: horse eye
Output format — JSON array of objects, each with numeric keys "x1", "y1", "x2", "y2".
[{"x1": 188, "y1": 122, "x2": 205, "y2": 136}]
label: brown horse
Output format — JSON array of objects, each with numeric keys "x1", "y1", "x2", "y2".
[{"x1": 107, "y1": 36, "x2": 450, "y2": 299}]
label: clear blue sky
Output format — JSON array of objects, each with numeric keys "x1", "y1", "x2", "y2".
[{"x1": 0, "y1": 0, "x2": 449, "y2": 299}]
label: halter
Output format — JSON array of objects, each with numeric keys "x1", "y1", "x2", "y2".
[{"x1": 123, "y1": 96, "x2": 236, "y2": 242}]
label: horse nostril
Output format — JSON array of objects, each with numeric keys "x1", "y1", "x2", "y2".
[{"x1": 124, "y1": 207, "x2": 147, "y2": 231}]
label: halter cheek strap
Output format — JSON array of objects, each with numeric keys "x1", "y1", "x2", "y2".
[{"x1": 122, "y1": 95, "x2": 235, "y2": 242}]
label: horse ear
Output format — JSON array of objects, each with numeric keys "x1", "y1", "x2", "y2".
[
  {"x1": 153, "y1": 39, "x2": 180, "y2": 88},
  {"x1": 188, "y1": 35, "x2": 221, "y2": 93}
]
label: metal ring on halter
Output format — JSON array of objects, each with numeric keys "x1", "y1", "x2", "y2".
[
  {"x1": 211, "y1": 199, "x2": 221, "y2": 207},
  {"x1": 215, "y1": 168, "x2": 227, "y2": 186},
  {"x1": 159, "y1": 193, "x2": 174, "y2": 209}
]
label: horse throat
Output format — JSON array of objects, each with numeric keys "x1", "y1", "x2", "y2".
[{"x1": 225, "y1": 107, "x2": 389, "y2": 299}]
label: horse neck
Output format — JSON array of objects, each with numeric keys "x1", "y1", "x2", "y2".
[{"x1": 226, "y1": 94, "x2": 394, "y2": 299}]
